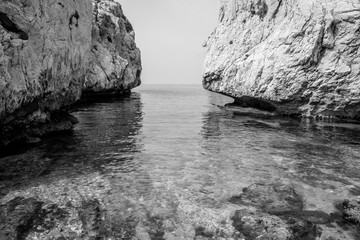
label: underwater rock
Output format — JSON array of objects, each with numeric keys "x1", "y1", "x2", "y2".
[
  {"x1": 232, "y1": 209, "x2": 292, "y2": 240},
  {"x1": 232, "y1": 209, "x2": 321, "y2": 240},
  {"x1": 0, "y1": 196, "x2": 108, "y2": 240},
  {"x1": 0, "y1": 197, "x2": 43, "y2": 239},
  {"x1": 342, "y1": 199, "x2": 360, "y2": 225},
  {"x1": 229, "y1": 183, "x2": 303, "y2": 213}
]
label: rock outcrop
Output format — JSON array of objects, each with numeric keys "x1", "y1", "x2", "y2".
[
  {"x1": 0, "y1": 0, "x2": 141, "y2": 149},
  {"x1": 0, "y1": 0, "x2": 92, "y2": 147},
  {"x1": 84, "y1": 0, "x2": 142, "y2": 98},
  {"x1": 203, "y1": 0, "x2": 360, "y2": 120}
]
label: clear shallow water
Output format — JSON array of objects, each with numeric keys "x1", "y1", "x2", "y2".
[{"x1": 1, "y1": 84, "x2": 360, "y2": 239}]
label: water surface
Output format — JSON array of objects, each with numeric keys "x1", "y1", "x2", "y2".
[{"x1": 1, "y1": 84, "x2": 360, "y2": 239}]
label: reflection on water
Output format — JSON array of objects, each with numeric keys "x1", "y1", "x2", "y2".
[{"x1": 1, "y1": 85, "x2": 360, "y2": 239}]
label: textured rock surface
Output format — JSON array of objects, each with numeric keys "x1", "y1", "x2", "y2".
[
  {"x1": 342, "y1": 199, "x2": 360, "y2": 224},
  {"x1": 203, "y1": 0, "x2": 360, "y2": 120},
  {"x1": 84, "y1": 0, "x2": 142, "y2": 97},
  {"x1": 232, "y1": 210, "x2": 293, "y2": 240},
  {"x1": 229, "y1": 183, "x2": 304, "y2": 213},
  {"x1": 0, "y1": 0, "x2": 92, "y2": 147},
  {"x1": 0, "y1": 0, "x2": 141, "y2": 148}
]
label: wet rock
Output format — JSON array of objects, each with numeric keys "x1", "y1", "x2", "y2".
[
  {"x1": 232, "y1": 209, "x2": 292, "y2": 240},
  {"x1": 232, "y1": 209, "x2": 321, "y2": 240},
  {"x1": 203, "y1": 0, "x2": 360, "y2": 120},
  {"x1": 0, "y1": 196, "x2": 110, "y2": 240},
  {"x1": 273, "y1": 210, "x2": 331, "y2": 225},
  {"x1": 144, "y1": 214, "x2": 166, "y2": 240},
  {"x1": 229, "y1": 183, "x2": 303, "y2": 213},
  {"x1": 40, "y1": 205, "x2": 68, "y2": 227},
  {"x1": 195, "y1": 226, "x2": 215, "y2": 239},
  {"x1": 0, "y1": 0, "x2": 142, "y2": 149},
  {"x1": 78, "y1": 199, "x2": 103, "y2": 238},
  {"x1": 0, "y1": 0, "x2": 92, "y2": 148},
  {"x1": 278, "y1": 214, "x2": 320, "y2": 240},
  {"x1": 83, "y1": 0, "x2": 142, "y2": 98},
  {"x1": 342, "y1": 199, "x2": 360, "y2": 225},
  {"x1": 0, "y1": 197, "x2": 42, "y2": 240}
]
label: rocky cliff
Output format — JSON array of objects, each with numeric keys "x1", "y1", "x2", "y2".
[
  {"x1": 0, "y1": 0, "x2": 141, "y2": 149},
  {"x1": 203, "y1": 0, "x2": 360, "y2": 120},
  {"x1": 84, "y1": 0, "x2": 141, "y2": 98}
]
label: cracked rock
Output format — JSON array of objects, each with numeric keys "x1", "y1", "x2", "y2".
[{"x1": 203, "y1": 0, "x2": 360, "y2": 120}]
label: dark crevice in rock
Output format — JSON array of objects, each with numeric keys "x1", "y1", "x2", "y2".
[
  {"x1": 195, "y1": 226, "x2": 214, "y2": 238},
  {"x1": 136, "y1": 70, "x2": 141, "y2": 80},
  {"x1": 94, "y1": 1, "x2": 99, "y2": 23},
  {"x1": 0, "y1": 12, "x2": 29, "y2": 40},
  {"x1": 272, "y1": 0, "x2": 283, "y2": 19},
  {"x1": 227, "y1": 96, "x2": 277, "y2": 112},
  {"x1": 219, "y1": 5, "x2": 225, "y2": 22},
  {"x1": 78, "y1": 88, "x2": 131, "y2": 103},
  {"x1": 69, "y1": 10, "x2": 80, "y2": 29}
]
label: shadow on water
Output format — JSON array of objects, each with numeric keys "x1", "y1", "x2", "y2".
[{"x1": 0, "y1": 93, "x2": 144, "y2": 195}]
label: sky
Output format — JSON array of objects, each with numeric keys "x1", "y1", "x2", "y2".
[{"x1": 117, "y1": 0, "x2": 220, "y2": 85}]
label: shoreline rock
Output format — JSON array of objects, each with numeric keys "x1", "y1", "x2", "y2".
[
  {"x1": 203, "y1": 0, "x2": 360, "y2": 121},
  {"x1": 0, "y1": 0, "x2": 141, "y2": 150},
  {"x1": 84, "y1": 0, "x2": 142, "y2": 97},
  {"x1": 228, "y1": 183, "x2": 360, "y2": 239}
]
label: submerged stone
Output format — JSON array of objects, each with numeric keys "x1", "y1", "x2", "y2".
[
  {"x1": 232, "y1": 209, "x2": 321, "y2": 240},
  {"x1": 0, "y1": 197, "x2": 42, "y2": 239},
  {"x1": 232, "y1": 209, "x2": 292, "y2": 240},
  {"x1": 342, "y1": 199, "x2": 360, "y2": 225},
  {"x1": 229, "y1": 183, "x2": 303, "y2": 213}
]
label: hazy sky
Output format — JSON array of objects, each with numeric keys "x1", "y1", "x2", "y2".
[{"x1": 117, "y1": 0, "x2": 220, "y2": 84}]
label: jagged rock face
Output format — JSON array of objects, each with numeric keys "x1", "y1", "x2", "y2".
[
  {"x1": 0, "y1": 0, "x2": 142, "y2": 148},
  {"x1": 84, "y1": 0, "x2": 142, "y2": 96},
  {"x1": 0, "y1": 0, "x2": 92, "y2": 145},
  {"x1": 203, "y1": 0, "x2": 360, "y2": 119}
]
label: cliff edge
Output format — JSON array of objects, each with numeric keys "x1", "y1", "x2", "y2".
[
  {"x1": 203, "y1": 0, "x2": 360, "y2": 120},
  {"x1": 0, "y1": 0, "x2": 141, "y2": 149},
  {"x1": 84, "y1": 0, "x2": 141, "y2": 98}
]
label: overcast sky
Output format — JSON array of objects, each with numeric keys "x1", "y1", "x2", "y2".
[{"x1": 117, "y1": 0, "x2": 220, "y2": 85}]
